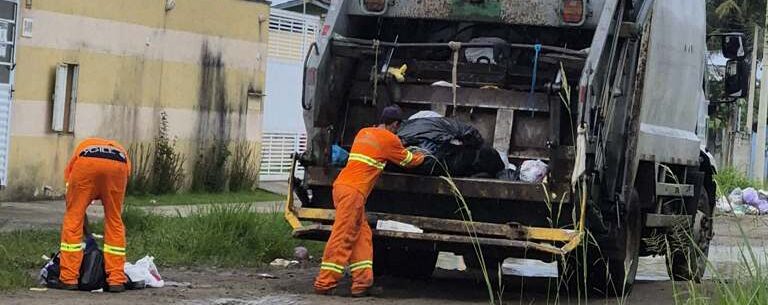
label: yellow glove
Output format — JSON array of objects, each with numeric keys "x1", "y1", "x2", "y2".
[{"x1": 387, "y1": 64, "x2": 408, "y2": 83}]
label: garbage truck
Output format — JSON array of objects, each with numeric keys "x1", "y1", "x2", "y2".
[{"x1": 284, "y1": 0, "x2": 718, "y2": 296}]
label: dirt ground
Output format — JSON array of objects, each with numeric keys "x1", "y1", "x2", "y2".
[
  {"x1": 0, "y1": 266, "x2": 692, "y2": 305},
  {"x1": 1, "y1": 215, "x2": 764, "y2": 305}
]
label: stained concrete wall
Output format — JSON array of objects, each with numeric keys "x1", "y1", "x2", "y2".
[{"x1": 7, "y1": 0, "x2": 269, "y2": 199}]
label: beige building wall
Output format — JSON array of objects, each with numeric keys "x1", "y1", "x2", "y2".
[{"x1": 7, "y1": 0, "x2": 269, "y2": 199}]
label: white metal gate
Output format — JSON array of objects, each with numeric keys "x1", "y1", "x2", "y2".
[
  {"x1": 259, "y1": 132, "x2": 307, "y2": 181},
  {"x1": 0, "y1": 0, "x2": 18, "y2": 187}
]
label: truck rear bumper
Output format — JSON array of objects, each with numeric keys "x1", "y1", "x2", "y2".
[{"x1": 285, "y1": 160, "x2": 586, "y2": 257}]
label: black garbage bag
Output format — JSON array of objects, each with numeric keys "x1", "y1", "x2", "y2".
[
  {"x1": 396, "y1": 117, "x2": 503, "y2": 177},
  {"x1": 41, "y1": 235, "x2": 107, "y2": 291},
  {"x1": 398, "y1": 117, "x2": 483, "y2": 153},
  {"x1": 78, "y1": 239, "x2": 107, "y2": 291}
]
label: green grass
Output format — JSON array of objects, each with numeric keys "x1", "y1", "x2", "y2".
[
  {"x1": 714, "y1": 167, "x2": 763, "y2": 196},
  {"x1": 125, "y1": 189, "x2": 284, "y2": 206},
  {"x1": 0, "y1": 206, "x2": 323, "y2": 291},
  {"x1": 672, "y1": 221, "x2": 768, "y2": 305},
  {"x1": 0, "y1": 230, "x2": 59, "y2": 290}
]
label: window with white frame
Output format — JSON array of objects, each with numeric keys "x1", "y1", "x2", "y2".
[{"x1": 51, "y1": 63, "x2": 78, "y2": 133}]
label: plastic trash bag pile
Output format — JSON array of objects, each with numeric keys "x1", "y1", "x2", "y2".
[{"x1": 717, "y1": 187, "x2": 768, "y2": 215}]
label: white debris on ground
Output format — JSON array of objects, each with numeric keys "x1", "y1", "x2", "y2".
[
  {"x1": 375, "y1": 220, "x2": 423, "y2": 233},
  {"x1": 269, "y1": 258, "x2": 300, "y2": 268},
  {"x1": 717, "y1": 187, "x2": 768, "y2": 215}
]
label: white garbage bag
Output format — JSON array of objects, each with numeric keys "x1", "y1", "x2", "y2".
[
  {"x1": 520, "y1": 160, "x2": 548, "y2": 183},
  {"x1": 716, "y1": 196, "x2": 733, "y2": 213},
  {"x1": 124, "y1": 256, "x2": 164, "y2": 288},
  {"x1": 408, "y1": 111, "x2": 443, "y2": 120}
]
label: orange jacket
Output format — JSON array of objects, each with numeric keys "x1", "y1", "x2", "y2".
[
  {"x1": 64, "y1": 138, "x2": 131, "y2": 183},
  {"x1": 334, "y1": 127, "x2": 424, "y2": 197}
]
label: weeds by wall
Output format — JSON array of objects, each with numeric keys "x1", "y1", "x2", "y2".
[
  {"x1": 191, "y1": 140, "x2": 231, "y2": 193},
  {"x1": 150, "y1": 112, "x2": 185, "y2": 195},
  {"x1": 127, "y1": 143, "x2": 153, "y2": 196},
  {"x1": 229, "y1": 142, "x2": 259, "y2": 191},
  {"x1": 127, "y1": 111, "x2": 186, "y2": 196}
]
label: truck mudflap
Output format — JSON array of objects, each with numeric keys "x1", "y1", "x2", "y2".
[{"x1": 284, "y1": 159, "x2": 588, "y2": 256}]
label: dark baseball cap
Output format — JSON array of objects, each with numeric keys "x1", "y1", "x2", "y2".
[{"x1": 380, "y1": 105, "x2": 405, "y2": 124}]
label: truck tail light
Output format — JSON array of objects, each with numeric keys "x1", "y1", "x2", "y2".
[
  {"x1": 363, "y1": 0, "x2": 386, "y2": 12},
  {"x1": 562, "y1": 0, "x2": 584, "y2": 24}
]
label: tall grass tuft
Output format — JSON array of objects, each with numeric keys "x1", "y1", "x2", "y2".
[
  {"x1": 228, "y1": 142, "x2": 259, "y2": 192},
  {"x1": 714, "y1": 167, "x2": 762, "y2": 197},
  {"x1": 121, "y1": 206, "x2": 323, "y2": 266}
]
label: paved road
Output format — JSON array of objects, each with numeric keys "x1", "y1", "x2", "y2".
[{"x1": 0, "y1": 200, "x2": 284, "y2": 232}]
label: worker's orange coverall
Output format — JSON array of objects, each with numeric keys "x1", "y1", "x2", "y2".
[
  {"x1": 60, "y1": 138, "x2": 131, "y2": 286},
  {"x1": 314, "y1": 127, "x2": 424, "y2": 294}
]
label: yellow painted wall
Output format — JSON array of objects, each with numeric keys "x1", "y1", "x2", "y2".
[
  {"x1": 27, "y1": 0, "x2": 270, "y2": 43},
  {"x1": 5, "y1": 0, "x2": 269, "y2": 200}
]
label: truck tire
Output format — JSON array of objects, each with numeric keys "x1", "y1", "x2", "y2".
[
  {"x1": 373, "y1": 244, "x2": 438, "y2": 279},
  {"x1": 666, "y1": 184, "x2": 713, "y2": 282},
  {"x1": 558, "y1": 190, "x2": 642, "y2": 297}
]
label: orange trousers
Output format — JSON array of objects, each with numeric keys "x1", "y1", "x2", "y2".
[
  {"x1": 314, "y1": 184, "x2": 373, "y2": 294},
  {"x1": 60, "y1": 158, "x2": 129, "y2": 286}
]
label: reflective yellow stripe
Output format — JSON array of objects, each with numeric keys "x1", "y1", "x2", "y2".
[
  {"x1": 320, "y1": 262, "x2": 344, "y2": 274},
  {"x1": 349, "y1": 261, "x2": 373, "y2": 271},
  {"x1": 104, "y1": 244, "x2": 126, "y2": 256},
  {"x1": 399, "y1": 150, "x2": 414, "y2": 166},
  {"x1": 350, "y1": 260, "x2": 373, "y2": 271},
  {"x1": 349, "y1": 260, "x2": 372, "y2": 268},
  {"x1": 60, "y1": 242, "x2": 82, "y2": 252},
  {"x1": 320, "y1": 266, "x2": 344, "y2": 274},
  {"x1": 348, "y1": 153, "x2": 385, "y2": 170}
]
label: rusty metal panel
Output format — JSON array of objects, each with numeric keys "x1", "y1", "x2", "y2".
[
  {"x1": 450, "y1": 107, "x2": 497, "y2": 146},
  {"x1": 348, "y1": 83, "x2": 551, "y2": 112},
  {"x1": 346, "y1": 0, "x2": 605, "y2": 28},
  {"x1": 511, "y1": 114, "x2": 549, "y2": 149},
  {"x1": 305, "y1": 166, "x2": 570, "y2": 202},
  {"x1": 293, "y1": 224, "x2": 567, "y2": 254}
]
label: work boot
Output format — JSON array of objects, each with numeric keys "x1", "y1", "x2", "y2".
[
  {"x1": 315, "y1": 287, "x2": 337, "y2": 296},
  {"x1": 56, "y1": 282, "x2": 79, "y2": 291},
  {"x1": 107, "y1": 285, "x2": 126, "y2": 293},
  {"x1": 351, "y1": 286, "x2": 383, "y2": 298}
]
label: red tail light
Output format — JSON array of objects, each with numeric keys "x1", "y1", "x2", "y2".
[
  {"x1": 363, "y1": 0, "x2": 385, "y2": 12},
  {"x1": 562, "y1": 0, "x2": 584, "y2": 24}
]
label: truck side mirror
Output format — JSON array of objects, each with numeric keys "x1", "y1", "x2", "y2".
[
  {"x1": 722, "y1": 34, "x2": 745, "y2": 59},
  {"x1": 724, "y1": 59, "x2": 749, "y2": 98}
]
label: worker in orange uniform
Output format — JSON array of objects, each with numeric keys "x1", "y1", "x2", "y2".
[
  {"x1": 58, "y1": 138, "x2": 131, "y2": 293},
  {"x1": 315, "y1": 106, "x2": 425, "y2": 297}
]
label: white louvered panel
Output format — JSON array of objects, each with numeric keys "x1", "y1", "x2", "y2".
[
  {"x1": 268, "y1": 9, "x2": 320, "y2": 62},
  {"x1": 259, "y1": 132, "x2": 307, "y2": 181}
]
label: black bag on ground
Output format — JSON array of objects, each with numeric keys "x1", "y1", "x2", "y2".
[
  {"x1": 78, "y1": 240, "x2": 107, "y2": 291},
  {"x1": 41, "y1": 237, "x2": 107, "y2": 291}
]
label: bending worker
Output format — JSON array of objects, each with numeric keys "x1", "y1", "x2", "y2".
[
  {"x1": 59, "y1": 138, "x2": 131, "y2": 292},
  {"x1": 315, "y1": 106, "x2": 425, "y2": 297}
]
